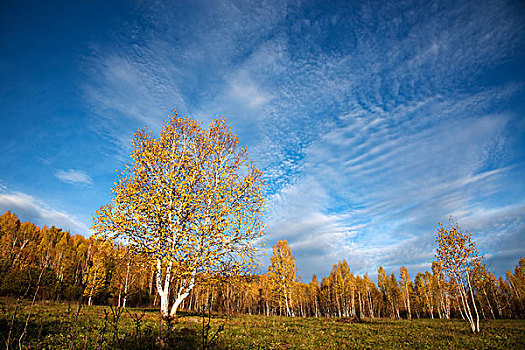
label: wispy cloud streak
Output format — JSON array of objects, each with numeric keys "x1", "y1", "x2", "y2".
[
  {"x1": 0, "y1": 191, "x2": 89, "y2": 235},
  {"x1": 56, "y1": 169, "x2": 94, "y2": 186}
]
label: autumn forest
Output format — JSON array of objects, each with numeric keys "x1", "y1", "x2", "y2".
[{"x1": 1, "y1": 209, "x2": 524, "y2": 320}]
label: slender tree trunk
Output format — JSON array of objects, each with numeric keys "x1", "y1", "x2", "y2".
[
  {"x1": 170, "y1": 270, "x2": 196, "y2": 316},
  {"x1": 367, "y1": 288, "x2": 374, "y2": 318},
  {"x1": 358, "y1": 291, "x2": 364, "y2": 318},
  {"x1": 458, "y1": 285, "x2": 476, "y2": 333},
  {"x1": 351, "y1": 290, "x2": 356, "y2": 317},
  {"x1": 508, "y1": 278, "x2": 521, "y2": 299},
  {"x1": 118, "y1": 286, "x2": 122, "y2": 308},
  {"x1": 283, "y1": 283, "x2": 293, "y2": 317},
  {"x1": 149, "y1": 268, "x2": 154, "y2": 295},
  {"x1": 156, "y1": 259, "x2": 172, "y2": 317},
  {"x1": 336, "y1": 291, "x2": 342, "y2": 318},
  {"x1": 390, "y1": 299, "x2": 396, "y2": 319},
  {"x1": 493, "y1": 290, "x2": 501, "y2": 319},
  {"x1": 467, "y1": 275, "x2": 480, "y2": 332},
  {"x1": 88, "y1": 269, "x2": 97, "y2": 306},
  {"x1": 406, "y1": 288, "x2": 412, "y2": 320},
  {"x1": 284, "y1": 291, "x2": 291, "y2": 317},
  {"x1": 445, "y1": 293, "x2": 451, "y2": 319},
  {"x1": 437, "y1": 295, "x2": 443, "y2": 319},
  {"x1": 457, "y1": 297, "x2": 465, "y2": 319},
  {"x1": 123, "y1": 261, "x2": 130, "y2": 308},
  {"x1": 189, "y1": 291, "x2": 194, "y2": 311}
]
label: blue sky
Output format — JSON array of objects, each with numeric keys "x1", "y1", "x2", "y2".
[{"x1": 1, "y1": 0, "x2": 524, "y2": 281}]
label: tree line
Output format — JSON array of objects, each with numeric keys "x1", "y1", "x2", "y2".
[{"x1": 1, "y1": 210, "x2": 524, "y2": 322}]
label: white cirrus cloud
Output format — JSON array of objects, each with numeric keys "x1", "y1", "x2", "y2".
[
  {"x1": 56, "y1": 169, "x2": 94, "y2": 186},
  {"x1": 229, "y1": 79, "x2": 270, "y2": 108},
  {"x1": 0, "y1": 191, "x2": 90, "y2": 235}
]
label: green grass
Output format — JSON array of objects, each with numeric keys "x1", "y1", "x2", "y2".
[
  {"x1": 1, "y1": 299, "x2": 524, "y2": 349},
  {"x1": 214, "y1": 316, "x2": 525, "y2": 349}
]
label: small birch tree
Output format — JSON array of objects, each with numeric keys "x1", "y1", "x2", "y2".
[
  {"x1": 435, "y1": 217, "x2": 484, "y2": 333},
  {"x1": 268, "y1": 239, "x2": 296, "y2": 316},
  {"x1": 93, "y1": 113, "x2": 265, "y2": 317}
]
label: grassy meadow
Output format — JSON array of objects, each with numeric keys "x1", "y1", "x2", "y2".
[{"x1": 1, "y1": 299, "x2": 524, "y2": 349}]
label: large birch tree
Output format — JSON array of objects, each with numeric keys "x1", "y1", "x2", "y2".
[{"x1": 92, "y1": 113, "x2": 265, "y2": 316}]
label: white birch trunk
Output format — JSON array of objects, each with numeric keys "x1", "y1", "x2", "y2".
[
  {"x1": 169, "y1": 270, "x2": 196, "y2": 316},
  {"x1": 123, "y1": 261, "x2": 130, "y2": 308},
  {"x1": 156, "y1": 259, "x2": 173, "y2": 317},
  {"x1": 467, "y1": 274, "x2": 480, "y2": 332}
]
